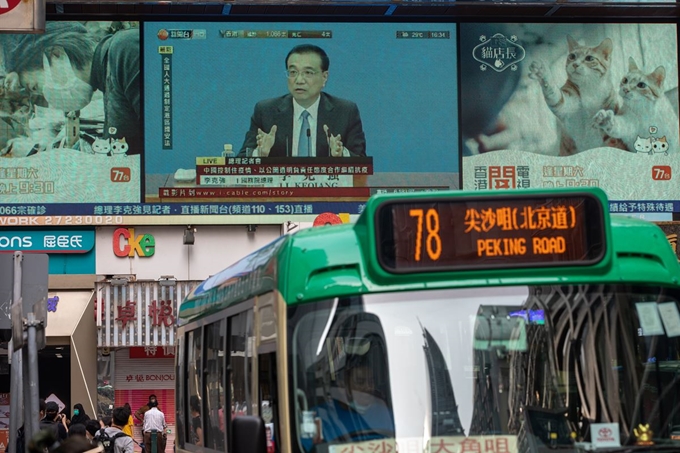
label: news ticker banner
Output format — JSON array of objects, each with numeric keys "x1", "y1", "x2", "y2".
[
  {"x1": 0, "y1": 202, "x2": 365, "y2": 226},
  {"x1": 0, "y1": 200, "x2": 677, "y2": 227},
  {"x1": 460, "y1": 23, "x2": 680, "y2": 204}
]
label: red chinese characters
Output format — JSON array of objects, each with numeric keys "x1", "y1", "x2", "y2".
[
  {"x1": 149, "y1": 299, "x2": 175, "y2": 327},
  {"x1": 112, "y1": 299, "x2": 175, "y2": 329},
  {"x1": 116, "y1": 301, "x2": 137, "y2": 329}
]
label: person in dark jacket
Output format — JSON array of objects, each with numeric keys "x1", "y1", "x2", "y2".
[{"x1": 70, "y1": 404, "x2": 91, "y2": 426}]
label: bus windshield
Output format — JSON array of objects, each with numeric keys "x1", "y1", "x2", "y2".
[{"x1": 288, "y1": 285, "x2": 680, "y2": 453}]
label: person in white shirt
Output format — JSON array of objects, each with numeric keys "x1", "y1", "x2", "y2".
[{"x1": 142, "y1": 401, "x2": 167, "y2": 453}]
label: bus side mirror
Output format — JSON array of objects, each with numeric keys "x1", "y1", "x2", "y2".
[{"x1": 232, "y1": 416, "x2": 266, "y2": 453}]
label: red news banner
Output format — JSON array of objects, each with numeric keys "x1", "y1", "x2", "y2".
[{"x1": 160, "y1": 156, "x2": 373, "y2": 199}]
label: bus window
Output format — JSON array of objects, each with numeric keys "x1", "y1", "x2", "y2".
[
  {"x1": 186, "y1": 330, "x2": 204, "y2": 446},
  {"x1": 204, "y1": 319, "x2": 226, "y2": 450},
  {"x1": 259, "y1": 352, "x2": 278, "y2": 453},
  {"x1": 291, "y1": 304, "x2": 395, "y2": 451},
  {"x1": 176, "y1": 334, "x2": 186, "y2": 448},
  {"x1": 230, "y1": 310, "x2": 253, "y2": 418}
]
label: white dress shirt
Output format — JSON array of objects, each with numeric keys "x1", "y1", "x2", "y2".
[
  {"x1": 143, "y1": 407, "x2": 167, "y2": 433},
  {"x1": 291, "y1": 97, "x2": 320, "y2": 157}
]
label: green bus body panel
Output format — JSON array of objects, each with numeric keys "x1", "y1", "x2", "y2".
[{"x1": 179, "y1": 188, "x2": 680, "y2": 322}]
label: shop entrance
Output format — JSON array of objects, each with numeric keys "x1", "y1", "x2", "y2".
[{"x1": 38, "y1": 346, "x2": 71, "y2": 412}]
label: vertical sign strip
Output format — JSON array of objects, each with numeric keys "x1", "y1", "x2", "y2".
[{"x1": 160, "y1": 46, "x2": 173, "y2": 150}]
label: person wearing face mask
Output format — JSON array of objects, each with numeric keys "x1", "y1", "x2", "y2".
[
  {"x1": 2, "y1": 21, "x2": 141, "y2": 155},
  {"x1": 71, "y1": 404, "x2": 91, "y2": 427},
  {"x1": 305, "y1": 339, "x2": 395, "y2": 451}
]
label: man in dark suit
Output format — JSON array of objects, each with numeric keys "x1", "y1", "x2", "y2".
[{"x1": 239, "y1": 44, "x2": 366, "y2": 158}]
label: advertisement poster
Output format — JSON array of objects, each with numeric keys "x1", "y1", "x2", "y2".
[
  {"x1": 460, "y1": 23, "x2": 680, "y2": 212},
  {"x1": 0, "y1": 21, "x2": 141, "y2": 203},
  {"x1": 143, "y1": 22, "x2": 459, "y2": 210}
]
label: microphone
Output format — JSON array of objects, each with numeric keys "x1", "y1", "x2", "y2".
[{"x1": 306, "y1": 128, "x2": 311, "y2": 157}]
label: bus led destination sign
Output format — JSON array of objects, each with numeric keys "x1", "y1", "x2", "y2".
[{"x1": 376, "y1": 193, "x2": 606, "y2": 273}]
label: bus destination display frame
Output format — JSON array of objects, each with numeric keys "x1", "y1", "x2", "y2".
[{"x1": 374, "y1": 191, "x2": 607, "y2": 274}]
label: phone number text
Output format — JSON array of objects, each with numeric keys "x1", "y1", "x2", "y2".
[{"x1": 0, "y1": 216, "x2": 124, "y2": 226}]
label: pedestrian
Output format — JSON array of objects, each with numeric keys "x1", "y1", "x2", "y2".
[
  {"x1": 71, "y1": 404, "x2": 91, "y2": 426},
  {"x1": 134, "y1": 395, "x2": 157, "y2": 424},
  {"x1": 142, "y1": 401, "x2": 167, "y2": 453},
  {"x1": 40, "y1": 401, "x2": 68, "y2": 442}
]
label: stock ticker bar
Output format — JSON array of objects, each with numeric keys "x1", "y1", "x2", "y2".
[{"x1": 218, "y1": 30, "x2": 332, "y2": 39}]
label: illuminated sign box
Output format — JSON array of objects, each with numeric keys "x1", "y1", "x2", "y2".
[{"x1": 376, "y1": 193, "x2": 606, "y2": 273}]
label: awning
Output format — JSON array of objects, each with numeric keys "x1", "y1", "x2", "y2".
[{"x1": 45, "y1": 290, "x2": 94, "y2": 337}]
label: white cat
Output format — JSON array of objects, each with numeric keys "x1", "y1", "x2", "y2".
[
  {"x1": 529, "y1": 35, "x2": 624, "y2": 155},
  {"x1": 594, "y1": 57, "x2": 679, "y2": 154}
]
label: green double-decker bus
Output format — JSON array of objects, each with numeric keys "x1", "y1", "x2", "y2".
[{"x1": 175, "y1": 188, "x2": 680, "y2": 453}]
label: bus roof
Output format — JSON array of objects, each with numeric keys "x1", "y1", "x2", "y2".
[{"x1": 178, "y1": 188, "x2": 680, "y2": 325}]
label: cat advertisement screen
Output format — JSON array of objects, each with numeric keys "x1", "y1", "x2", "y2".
[
  {"x1": 142, "y1": 22, "x2": 458, "y2": 208},
  {"x1": 460, "y1": 23, "x2": 679, "y2": 215},
  {"x1": 0, "y1": 21, "x2": 142, "y2": 204}
]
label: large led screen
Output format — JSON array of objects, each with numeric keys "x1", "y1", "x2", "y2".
[
  {"x1": 143, "y1": 22, "x2": 458, "y2": 208},
  {"x1": 0, "y1": 21, "x2": 141, "y2": 203},
  {"x1": 460, "y1": 23, "x2": 679, "y2": 217}
]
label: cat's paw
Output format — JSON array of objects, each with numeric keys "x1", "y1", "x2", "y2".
[
  {"x1": 528, "y1": 60, "x2": 551, "y2": 85},
  {"x1": 593, "y1": 109, "x2": 615, "y2": 133}
]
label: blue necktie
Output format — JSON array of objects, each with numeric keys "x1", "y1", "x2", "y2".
[{"x1": 298, "y1": 110, "x2": 310, "y2": 157}]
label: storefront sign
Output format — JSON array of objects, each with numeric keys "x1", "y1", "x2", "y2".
[
  {"x1": 96, "y1": 280, "x2": 200, "y2": 347},
  {"x1": 129, "y1": 346, "x2": 175, "y2": 359},
  {"x1": 112, "y1": 227, "x2": 155, "y2": 257},
  {"x1": 0, "y1": 231, "x2": 94, "y2": 253}
]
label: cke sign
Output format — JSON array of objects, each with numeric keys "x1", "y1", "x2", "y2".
[{"x1": 113, "y1": 228, "x2": 155, "y2": 258}]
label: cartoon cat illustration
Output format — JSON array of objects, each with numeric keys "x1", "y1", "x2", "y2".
[
  {"x1": 652, "y1": 136, "x2": 669, "y2": 155},
  {"x1": 92, "y1": 137, "x2": 111, "y2": 156},
  {"x1": 110, "y1": 137, "x2": 129, "y2": 156},
  {"x1": 633, "y1": 135, "x2": 653, "y2": 154}
]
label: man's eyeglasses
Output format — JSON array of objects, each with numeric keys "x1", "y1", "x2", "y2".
[{"x1": 286, "y1": 69, "x2": 320, "y2": 79}]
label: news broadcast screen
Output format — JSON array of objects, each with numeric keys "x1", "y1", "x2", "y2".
[
  {"x1": 0, "y1": 21, "x2": 142, "y2": 204},
  {"x1": 459, "y1": 23, "x2": 679, "y2": 220},
  {"x1": 143, "y1": 22, "x2": 458, "y2": 203}
]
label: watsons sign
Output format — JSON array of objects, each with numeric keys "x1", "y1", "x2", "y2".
[{"x1": 0, "y1": 231, "x2": 95, "y2": 253}]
